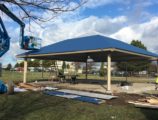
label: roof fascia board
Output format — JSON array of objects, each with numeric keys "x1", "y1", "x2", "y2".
[
  {"x1": 16, "y1": 49, "x2": 111, "y2": 58},
  {"x1": 111, "y1": 48, "x2": 157, "y2": 60},
  {"x1": 17, "y1": 48, "x2": 158, "y2": 60}
]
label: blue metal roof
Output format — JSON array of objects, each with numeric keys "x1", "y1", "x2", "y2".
[{"x1": 18, "y1": 35, "x2": 158, "y2": 59}]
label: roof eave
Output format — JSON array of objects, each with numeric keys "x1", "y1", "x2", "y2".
[{"x1": 16, "y1": 48, "x2": 158, "y2": 61}]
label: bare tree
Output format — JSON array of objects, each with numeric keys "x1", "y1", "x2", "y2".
[{"x1": 0, "y1": 0, "x2": 87, "y2": 23}]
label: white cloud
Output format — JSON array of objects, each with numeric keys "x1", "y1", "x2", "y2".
[
  {"x1": 2, "y1": 12, "x2": 158, "y2": 66},
  {"x1": 38, "y1": 15, "x2": 127, "y2": 46},
  {"x1": 1, "y1": 15, "x2": 127, "y2": 65},
  {"x1": 111, "y1": 17, "x2": 158, "y2": 52},
  {"x1": 110, "y1": 27, "x2": 141, "y2": 43}
]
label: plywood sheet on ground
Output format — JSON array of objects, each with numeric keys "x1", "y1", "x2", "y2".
[{"x1": 128, "y1": 101, "x2": 158, "y2": 109}]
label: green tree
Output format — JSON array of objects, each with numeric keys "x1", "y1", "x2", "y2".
[
  {"x1": 6, "y1": 63, "x2": 12, "y2": 70},
  {"x1": 67, "y1": 64, "x2": 70, "y2": 69},
  {"x1": 62, "y1": 61, "x2": 66, "y2": 72},
  {"x1": 131, "y1": 40, "x2": 147, "y2": 50},
  {"x1": 30, "y1": 59, "x2": 40, "y2": 67},
  {"x1": 42, "y1": 60, "x2": 55, "y2": 67},
  {"x1": 148, "y1": 63, "x2": 157, "y2": 73},
  {"x1": 117, "y1": 40, "x2": 150, "y2": 73},
  {"x1": 14, "y1": 60, "x2": 55, "y2": 68},
  {"x1": 19, "y1": 62, "x2": 24, "y2": 67},
  {"x1": 99, "y1": 62, "x2": 105, "y2": 76},
  {"x1": 14, "y1": 63, "x2": 20, "y2": 68}
]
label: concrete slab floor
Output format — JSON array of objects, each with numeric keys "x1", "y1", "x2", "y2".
[{"x1": 31, "y1": 80, "x2": 156, "y2": 94}]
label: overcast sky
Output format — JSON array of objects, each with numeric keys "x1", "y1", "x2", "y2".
[{"x1": 1, "y1": 0, "x2": 158, "y2": 66}]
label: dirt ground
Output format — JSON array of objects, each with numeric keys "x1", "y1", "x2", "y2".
[
  {"x1": 29, "y1": 80, "x2": 151, "y2": 106},
  {"x1": 31, "y1": 79, "x2": 156, "y2": 94},
  {"x1": 106, "y1": 93, "x2": 145, "y2": 106}
]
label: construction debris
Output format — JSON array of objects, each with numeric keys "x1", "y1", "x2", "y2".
[
  {"x1": 14, "y1": 87, "x2": 27, "y2": 92},
  {"x1": 128, "y1": 97, "x2": 158, "y2": 109},
  {"x1": 19, "y1": 83, "x2": 59, "y2": 91},
  {"x1": 44, "y1": 86, "x2": 58, "y2": 91},
  {"x1": 19, "y1": 83, "x2": 42, "y2": 91},
  {"x1": 147, "y1": 98, "x2": 158, "y2": 105},
  {"x1": 6, "y1": 80, "x2": 14, "y2": 94}
]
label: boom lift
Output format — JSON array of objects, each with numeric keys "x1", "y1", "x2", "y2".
[
  {"x1": 0, "y1": 4, "x2": 41, "y2": 57},
  {"x1": 0, "y1": 17, "x2": 10, "y2": 57}
]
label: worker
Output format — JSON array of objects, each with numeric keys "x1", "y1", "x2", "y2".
[{"x1": 155, "y1": 75, "x2": 158, "y2": 90}]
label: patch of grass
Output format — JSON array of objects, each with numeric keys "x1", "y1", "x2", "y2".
[
  {"x1": 0, "y1": 71, "x2": 50, "y2": 83},
  {"x1": 0, "y1": 92, "x2": 158, "y2": 120},
  {"x1": 79, "y1": 74, "x2": 155, "y2": 83},
  {"x1": 143, "y1": 90, "x2": 158, "y2": 94},
  {"x1": 0, "y1": 70, "x2": 155, "y2": 84}
]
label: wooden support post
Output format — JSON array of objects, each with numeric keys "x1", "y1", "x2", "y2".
[
  {"x1": 23, "y1": 58, "x2": 28, "y2": 83},
  {"x1": 107, "y1": 54, "x2": 111, "y2": 91},
  {"x1": 40, "y1": 60, "x2": 44, "y2": 78},
  {"x1": 86, "y1": 61, "x2": 88, "y2": 80},
  {"x1": 125, "y1": 62, "x2": 128, "y2": 82},
  {"x1": 42, "y1": 66, "x2": 44, "y2": 78}
]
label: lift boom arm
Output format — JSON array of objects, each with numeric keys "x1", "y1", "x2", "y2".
[
  {"x1": 0, "y1": 4, "x2": 25, "y2": 38},
  {"x1": 0, "y1": 17, "x2": 10, "y2": 57},
  {"x1": 0, "y1": 4, "x2": 42, "y2": 57},
  {"x1": 0, "y1": 4, "x2": 25, "y2": 57}
]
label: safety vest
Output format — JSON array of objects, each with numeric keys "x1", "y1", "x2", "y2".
[{"x1": 156, "y1": 77, "x2": 158, "y2": 84}]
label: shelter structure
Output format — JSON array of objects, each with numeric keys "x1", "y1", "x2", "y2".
[{"x1": 17, "y1": 35, "x2": 158, "y2": 92}]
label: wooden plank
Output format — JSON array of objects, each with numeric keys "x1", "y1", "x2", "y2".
[
  {"x1": 147, "y1": 98, "x2": 158, "y2": 105},
  {"x1": 19, "y1": 83, "x2": 40, "y2": 91},
  {"x1": 135, "y1": 102, "x2": 158, "y2": 109},
  {"x1": 128, "y1": 100, "x2": 158, "y2": 109}
]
